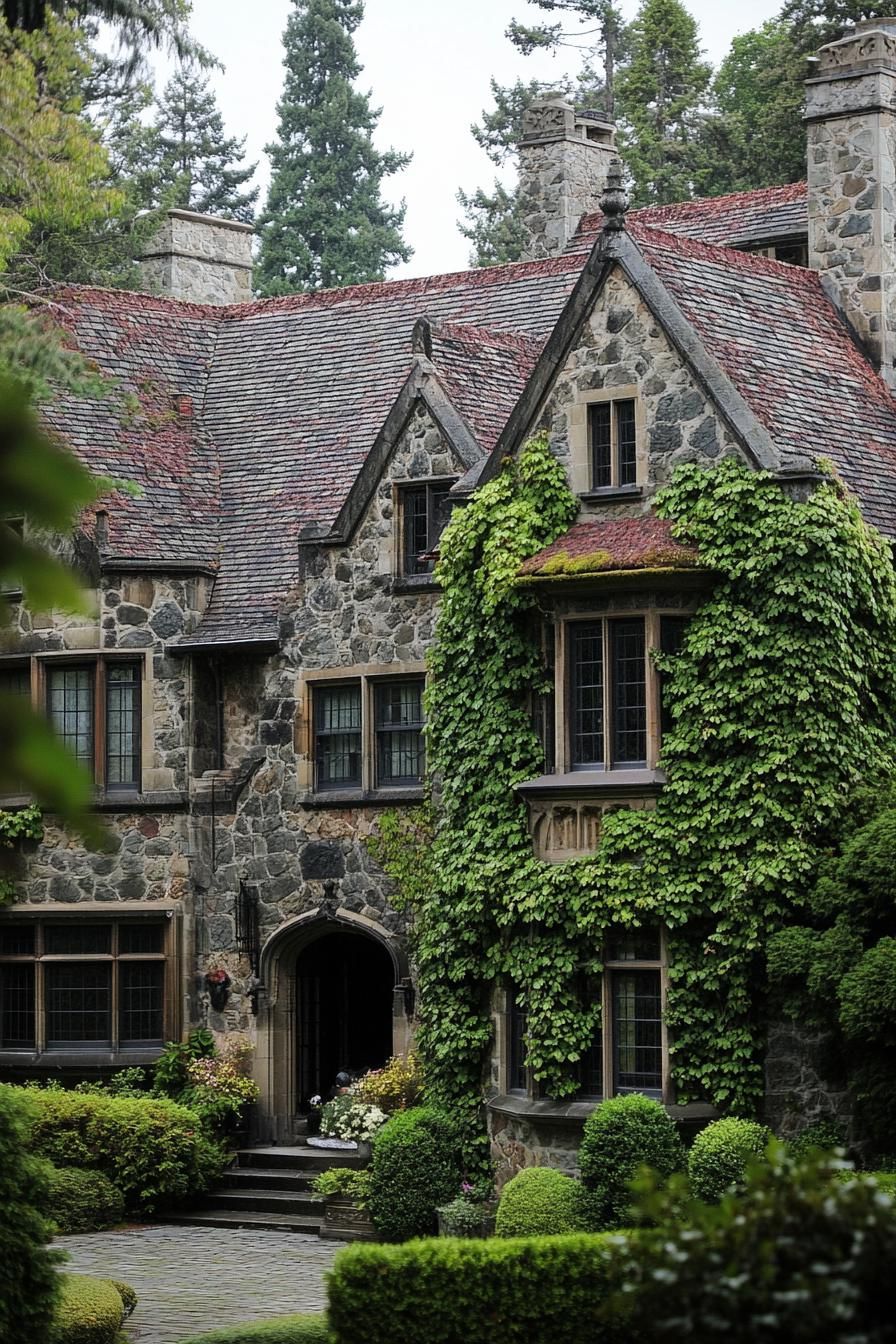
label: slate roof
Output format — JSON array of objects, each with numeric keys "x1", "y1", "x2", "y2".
[
  {"x1": 53, "y1": 255, "x2": 582, "y2": 641},
  {"x1": 629, "y1": 222, "x2": 896, "y2": 535},
  {"x1": 520, "y1": 517, "x2": 699, "y2": 578},
  {"x1": 568, "y1": 182, "x2": 808, "y2": 254}
]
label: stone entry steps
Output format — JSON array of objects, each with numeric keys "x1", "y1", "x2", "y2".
[{"x1": 166, "y1": 1144, "x2": 366, "y2": 1236}]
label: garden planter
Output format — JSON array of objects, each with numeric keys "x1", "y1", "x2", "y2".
[{"x1": 319, "y1": 1195, "x2": 377, "y2": 1242}]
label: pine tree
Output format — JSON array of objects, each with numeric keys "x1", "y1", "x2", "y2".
[
  {"x1": 148, "y1": 60, "x2": 258, "y2": 222},
  {"x1": 255, "y1": 0, "x2": 411, "y2": 295},
  {"x1": 615, "y1": 0, "x2": 711, "y2": 206}
]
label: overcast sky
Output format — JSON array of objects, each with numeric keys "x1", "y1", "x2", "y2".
[{"x1": 157, "y1": 0, "x2": 786, "y2": 277}]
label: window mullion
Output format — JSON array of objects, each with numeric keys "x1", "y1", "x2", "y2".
[
  {"x1": 94, "y1": 659, "x2": 106, "y2": 789},
  {"x1": 610, "y1": 401, "x2": 619, "y2": 487}
]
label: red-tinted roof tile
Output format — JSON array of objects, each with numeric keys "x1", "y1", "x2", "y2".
[{"x1": 520, "y1": 517, "x2": 699, "y2": 576}]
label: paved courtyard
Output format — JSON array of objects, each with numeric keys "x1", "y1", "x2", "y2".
[{"x1": 56, "y1": 1224, "x2": 342, "y2": 1343}]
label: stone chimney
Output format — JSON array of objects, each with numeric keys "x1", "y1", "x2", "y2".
[
  {"x1": 518, "y1": 96, "x2": 617, "y2": 261},
  {"x1": 806, "y1": 18, "x2": 896, "y2": 385},
  {"x1": 139, "y1": 208, "x2": 254, "y2": 305}
]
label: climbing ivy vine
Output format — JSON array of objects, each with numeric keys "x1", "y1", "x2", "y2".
[
  {"x1": 0, "y1": 803, "x2": 42, "y2": 904},
  {"x1": 374, "y1": 436, "x2": 896, "y2": 1133}
]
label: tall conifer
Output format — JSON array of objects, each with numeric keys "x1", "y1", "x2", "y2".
[
  {"x1": 255, "y1": 0, "x2": 411, "y2": 295},
  {"x1": 615, "y1": 0, "x2": 711, "y2": 206},
  {"x1": 150, "y1": 61, "x2": 258, "y2": 221}
]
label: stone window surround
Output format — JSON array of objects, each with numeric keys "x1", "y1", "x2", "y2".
[
  {"x1": 294, "y1": 662, "x2": 427, "y2": 803},
  {"x1": 552, "y1": 606, "x2": 686, "y2": 777},
  {"x1": 567, "y1": 385, "x2": 647, "y2": 498},
  {"x1": 495, "y1": 926, "x2": 672, "y2": 1105},
  {"x1": 0, "y1": 900, "x2": 180, "y2": 1069},
  {"x1": 0, "y1": 649, "x2": 154, "y2": 802},
  {"x1": 392, "y1": 476, "x2": 457, "y2": 577}
]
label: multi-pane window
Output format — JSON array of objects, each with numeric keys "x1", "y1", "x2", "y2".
[
  {"x1": 400, "y1": 481, "x2": 454, "y2": 575},
  {"x1": 588, "y1": 400, "x2": 638, "y2": 490},
  {"x1": 1, "y1": 656, "x2": 143, "y2": 795},
  {"x1": 658, "y1": 615, "x2": 688, "y2": 740},
  {"x1": 574, "y1": 929, "x2": 664, "y2": 1101},
  {"x1": 374, "y1": 681, "x2": 425, "y2": 786},
  {"x1": 1, "y1": 517, "x2": 24, "y2": 595},
  {"x1": 315, "y1": 684, "x2": 362, "y2": 790},
  {"x1": 570, "y1": 619, "x2": 647, "y2": 769},
  {"x1": 0, "y1": 920, "x2": 167, "y2": 1052},
  {"x1": 312, "y1": 676, "x2": 426, "y2": 793}
]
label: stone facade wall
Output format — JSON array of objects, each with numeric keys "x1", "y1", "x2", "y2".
[
  {"x1": 139, "y1": 209, "x2": 254, "y2": 306},
  {"x1": 489, "y1": 1107, "x2": 584, "y2": 1190},
  {"x1": 519, "y1": 98, "x2": 617, "y2": 261},
  {"x1": 542, "y1": 269, "x2": 750, "y2": 503},
  {"x1": 764, "y1": 1018, "x2": 853, "y2": 1142},
  {"x1": 806, "y1": 22, "x2": 896, "y2": 388}
]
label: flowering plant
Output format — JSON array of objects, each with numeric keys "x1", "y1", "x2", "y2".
[
  {"x1": 356, "y1": 1053, "x2": 422, "y2": 1113},
  {"x1": 205, "y1": 968, "x2": 230, "y2": 985},
  {"x1": 319, "y1": 1092, "x2": 387, "y2": 1143},
  {"x1": 181, "y1": 1051, "x2": 259, "y2": 1130}
]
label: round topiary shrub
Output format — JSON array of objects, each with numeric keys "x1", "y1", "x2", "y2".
[
  {"x1": 0, "y1": 1084, "x2": 61, "y2": 1344},
  {"x1": 578, "y1": 1094, "x2": 685, "y2": 1230},
  {"x1": 688, "y1": 1117, "x2": 772, "y2": 1202},
  {"x1": 495, "y1": 1167, "x2": 584, "y2": 1238},
  {"x1": 48, "y1": 1274, "x2": 134, "y2": 1344},
  {"x1": 368, "y1": 1107, "x2": 462, "y2": 1242},
  {"x1": 47, "y1": 1167, "x2": 125, "y2": 1235}
]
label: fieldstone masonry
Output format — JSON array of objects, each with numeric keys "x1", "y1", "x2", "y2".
[
  {"x1": 807, "y1": 19, "x2": 896, "y2": 387},
  {"x1": 139, "y1": 209, "x2": 254, "y2": 306},
  {"x1": 519, "y1": 97, "x2": 617, "y2": 260}
]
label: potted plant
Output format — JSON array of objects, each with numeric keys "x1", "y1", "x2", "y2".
[
  {"x1": 205, "y1": 966, "x2": 231, "y2": 1012},
  {"x1": 314, "y1": 1168, "x2": 376, "y2": 1241},
  {"x1": 316, "y1": 1093, "x2": 387, "y2": 1158}
]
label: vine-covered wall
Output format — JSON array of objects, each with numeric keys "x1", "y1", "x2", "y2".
[{"x1": 376, "y1": 437, "x2": 896, "y2": 1137}]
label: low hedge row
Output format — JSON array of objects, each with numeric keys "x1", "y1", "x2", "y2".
[
  {"x1": 49, "y1": 1275, "x2": 136, "y2": 1344},
  {"x1": 21, "y1": 1088, "x2": 225, "y2": 1215},
  {"x1": 326, "y1": 1232, "x2": 629, "y2": 1344},
  {"x1": 175, "y1": 1316, "x2": 333, "y2": 1344}
]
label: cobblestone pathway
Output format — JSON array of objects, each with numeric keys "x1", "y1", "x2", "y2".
[{"x1": 56, "y1": 1224, "x2": 342, "y2": 1343}]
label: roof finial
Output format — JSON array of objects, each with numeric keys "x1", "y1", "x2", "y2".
[
  {"x1": 411, "y1": 315, "x2": 433, "y2": 360},
  {"x1": 600, "y1": 158, "x2": 628, "y2": 232}
]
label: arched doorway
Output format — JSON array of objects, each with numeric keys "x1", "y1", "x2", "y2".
[{"x1": 295, "y1": 929, "x2": 395, "y2": 1107}]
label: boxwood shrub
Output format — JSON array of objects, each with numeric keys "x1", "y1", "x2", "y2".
[
  {"x1": 48, "y1": 1275, "x2": 135, "y2": 1344},
  {"x1": 688, "y1": 1118, "x2": 772, "y2": 1203},
  {"x1": 46, "y1": 1167, "x2": 125, "y2": 1235},
  {"x1": 327, "y1": 1232, "x2": 629, "y2": 1344},
  {"x1": 495, "y1": 1168, "x2": 584, "y2": 1237},
  {"x1": 175, "y1": 1316, "x2": 333, "y2": 1343},
  {"x1": 22, "y1": 1088, "x2": 225, "y2": 1215},
  {"x1": 367, "y1": 1107, "x2": 462, "y2": 1242},
  {"x1": 578, "y1": 1095, "x2": 684, "y2": 1230},
  {"x1": 0, "y1": 1084, "x2": 61, "y2": 1344}
]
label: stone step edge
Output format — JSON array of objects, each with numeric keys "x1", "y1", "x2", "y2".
[{"x1": 164, "y1": 1212, "x2": 324, "y2": 1233}]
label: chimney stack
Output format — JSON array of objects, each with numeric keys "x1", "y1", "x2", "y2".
[
  {"x1": 518, "y1": 97, "x2": 617, "y2": 261},
  {"x1": 806, "y1": 19, "x2": 896, "y2": 385},
  {"x1": 139, "y1": 208, "x2": 254, "y2": 306}
]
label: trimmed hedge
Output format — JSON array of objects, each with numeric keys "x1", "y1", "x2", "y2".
[
  {"x1": 495, "y1": 1168, "x2": 584, "y2": 1237},
  {"x1": 22, "y1": 1088, "x2": 225, "y2": 1215},
  {"x1": 175, "y1": 1316, "x2": 332, "y2": 1344},
  {"x1": 367, "y1": 1107, "x2": 461, "y2": 1242},
  {"x1": 47, "y1": 1167, "x2": 125, "y2": 1235},
  {"x1": 579, "y1": 1095, "x2": 684, "y2": 1230},
  {"x1": 0, "y1": 1084, "x2": 61, "y2": 1344},
  {"x1": 688, "y1": 1117, "x2": 772, "y2": 1203},
  {"x1": 48, "y1": 1275, "x2": 135, "y2": 1344},
  {"x1": 327, "y1": 1233, "x2": 628, "y2": 1344}
]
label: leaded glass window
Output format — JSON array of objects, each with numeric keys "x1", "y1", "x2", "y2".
[
  {"x1": 0, "y1": 919, "x2": 168, "y2": 1053},
  {"x1": 588, "y1": 399, "x2": 639, "y2": 490},
  {"x1": 570, "y1": 619, "x2": 646, "y2": 769},
  {"x1": 315, "y1": 684, "x2": 362, "y2": 789},
  {"x1": 375, "y1": 680, "x2": 425, "y2": 785},
  {"x1": 400, "y1": 482, "x2": 454, "y2": 575},
  {"x1": 507, "y1": 989, "x2": 528, "y2": 1094},
  {"x1": 571, "y1": 929, "x2": 665, "y2": 1103},
  {"x1": 47, "y1": 665, "x2": 94, "y2": 770},
  {"x1": 106, "y1": 663, "x2": 141, "y2": 788}
]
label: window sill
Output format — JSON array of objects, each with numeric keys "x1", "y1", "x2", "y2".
[
  {"x1": 0, "y1": 791, "x2": 187, "y2": 813},
  {"x1": 0, "y1": 1047, "x2": 165, "y2": 1070},
  {"x1": 392, "y1": 575, "x2": 440, "y2": 595},
  {"x1": 305, "y1": 787, "x2": 425, "y2": 808},
  {"x1": 488, "y1": 1093, "x2": 717, "y2": 1130},
  {"x1": 516, "y1": 768, "x2": 665, "y2": 798},
  {"x1": 579, "y1": 485, "x2": 644, "y2": 504}
]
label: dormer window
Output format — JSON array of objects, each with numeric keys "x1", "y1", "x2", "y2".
[
  {"x1": 589, "y1": 398, "x2": 637, "y2": 490},
  {"x1": 398, "y1": 481, "x2": 454, "y2": 576}
]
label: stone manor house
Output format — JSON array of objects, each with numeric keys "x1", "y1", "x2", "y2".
[{"x1": 4, "y1": 17, "x2": 896, "y2": 1171}]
